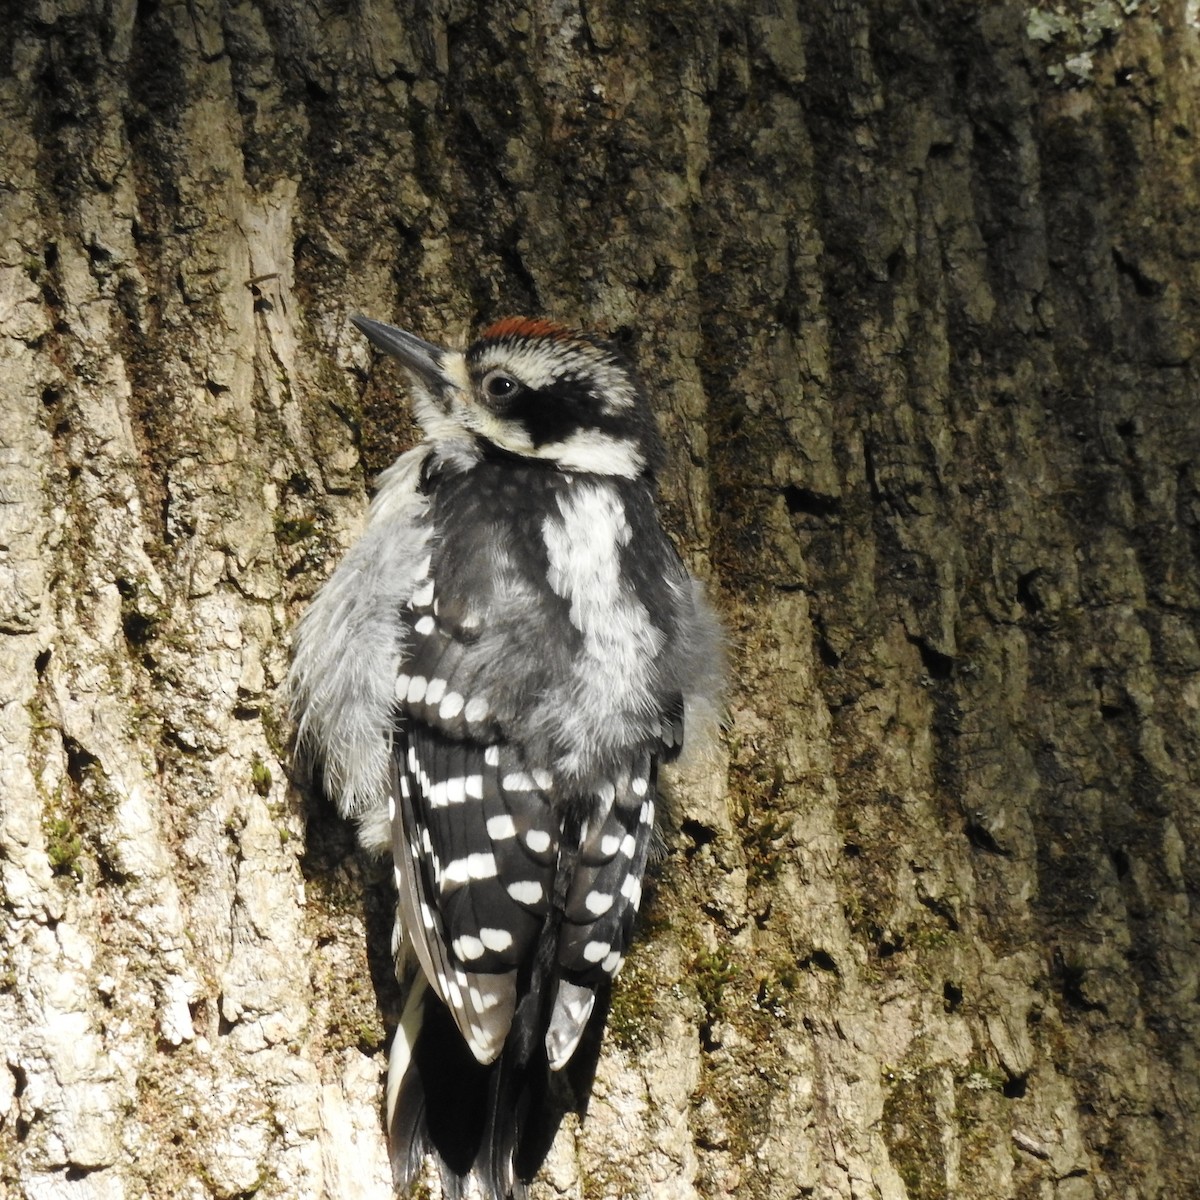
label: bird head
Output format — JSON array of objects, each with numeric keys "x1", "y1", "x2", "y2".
[{"x1": 352, "y1": 314, "x2": 664, "y2": 478}]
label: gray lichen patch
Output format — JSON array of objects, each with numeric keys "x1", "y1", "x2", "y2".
[{"x1": 1026, "y1": 0, "x2": 1161, "y2": 85}]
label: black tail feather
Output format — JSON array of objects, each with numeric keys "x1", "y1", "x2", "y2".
[
  {"x1": 390, "y1": 993, "x2": 490, "y2": 1194},
  {"x1": 388, "y1": 984, "x2": 609, "y2": 1199},
  {"x1": 512, "y1": 982, "x2": 610, "y2": 1182},
  {"x1": 390, "y1": 808, "x2": 608, "y2": 1197}
]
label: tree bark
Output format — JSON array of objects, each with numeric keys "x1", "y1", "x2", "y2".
[{"x1": 2, "y1": 2, "x2": 1198, "y2": 1198}]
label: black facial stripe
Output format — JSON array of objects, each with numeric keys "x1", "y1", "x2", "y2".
[{"x1": 502, "y1": 381, "x2": 628, "y2": 449}]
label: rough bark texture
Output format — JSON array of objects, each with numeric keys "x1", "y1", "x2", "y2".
[{"x1": 2, "y1": 2, "x2": 1198, "y2": 1198}]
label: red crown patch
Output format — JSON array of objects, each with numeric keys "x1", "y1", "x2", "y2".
[{"x1": 480, "y1": 317, "x2": 575, "y2": 342}]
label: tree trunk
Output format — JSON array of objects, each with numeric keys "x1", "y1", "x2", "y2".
[{"x1": 2, "y1": 2, "x2": 1197, "y2": 1198}]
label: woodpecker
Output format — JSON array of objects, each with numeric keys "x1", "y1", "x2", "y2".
[{"x1": 289, "y1": 313, "x2": 722, "y2": 1198}]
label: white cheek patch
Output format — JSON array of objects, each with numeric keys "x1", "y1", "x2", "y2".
[
  {"x1": 460, "y1": 404, "x2": 536, "y2": 456},
  {"x1": 531, "y1": 430, "x2": 643, "y2": 477}
]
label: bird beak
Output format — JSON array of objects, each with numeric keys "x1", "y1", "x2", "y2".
[{"x1": 351, "y1": 315, "x2": 447, "y2": 388}]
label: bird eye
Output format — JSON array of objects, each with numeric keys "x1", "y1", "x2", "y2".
[{"x1": 482, "y1": 371, "x2": 521, "y2": 401}]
